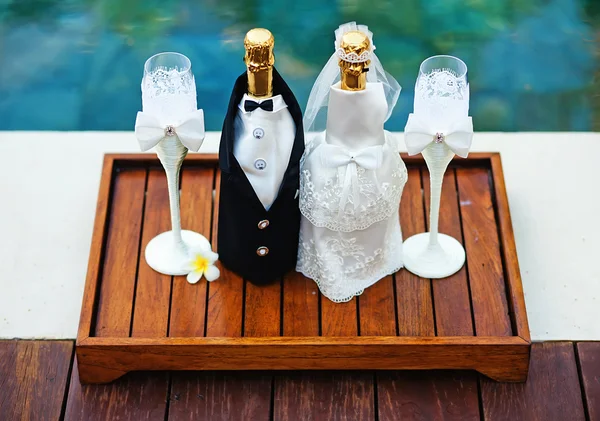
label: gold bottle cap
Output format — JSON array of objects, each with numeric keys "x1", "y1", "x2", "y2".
[
  {"x1": 339, "y1": 31, "x2": 370, "y2": 91},
  {"x1": 340, "y1": 30, "x2": 371, "y2": 57},
  {"x1": 244, "y1": 28, "x2": 275, "y2": 72}
]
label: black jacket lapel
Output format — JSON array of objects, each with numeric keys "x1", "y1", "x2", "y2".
[{"x1": 218, "y1": 67, "x2": 305, "y2": 211}]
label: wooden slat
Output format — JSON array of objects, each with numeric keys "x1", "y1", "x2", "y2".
[
  {"x1": 396, "y1": 168, "x2": 435, "y2": 336},
  {"x1": 169, "y1": 167, "x2": 214, "y2": 337},
  {"x1": 423, "y1": 169, "x2": 474, "y2": 336},
  {"x1": 358, "y1": 276, "x2": 397, "y2": 336},
  {"x1": 131, "y1": 169, "x2": 172, "y2": 338},
  {"x1": 0, "y1": 341, "x2": 73, "y2": 421},
  {"x1": 321, "y1": 297, "x2": 357, "y2": 336},
  {"x1": 206, "y1": 171, "x2": 244, "y2": 337},
  {"x1": 377, "y1": 371, "x2": 480, "y2": 421},
  {"x1": 78, "y1": 156, "x2": 115, "y2": 339},
  {"x1": 457, "y1": 167, "x2": 512, "y2": 336},
  {"x1": 65, "y1": 359, "x2": 169, "y2": 421},
  {"x1": 282, "y1": 271, "x2": 320, "y2": 336},
  {"x1": 481, "y1": 342, "x2": 586, "y2": 420},
  {"x1": 95, "y1": 168, "x2": 146, "y2": 337},
  {"x1": 274, "y1": 372, "x2": 375, "y2": 421},
  {"x1": 168, "y1": 372, "x2": 272, "y2": 421},
  {"x1": 576, "y1": 342, "x2": 600, "y2": 421},
  {"x1": 490, "y1": 155, "x2": 530, "y2": 341},
  {"x1": 244, "y1": 281, "x2": 281, "y2": 337}
]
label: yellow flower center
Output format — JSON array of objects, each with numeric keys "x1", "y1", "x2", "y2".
[{"x1": 192, "y1": 255, "x2": 209, "y2": 273}]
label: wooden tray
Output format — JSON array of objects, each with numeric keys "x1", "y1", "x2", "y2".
[{"x1": 76, "y1": 153, "x2": 530, "y2": 384}]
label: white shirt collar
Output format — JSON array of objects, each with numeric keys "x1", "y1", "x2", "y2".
[{"x1": 238, "y1": 94, "x2": 288, "y2": 114}]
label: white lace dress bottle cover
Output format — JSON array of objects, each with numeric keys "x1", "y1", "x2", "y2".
[{"x1": 297, "y1": 81, "x2": 408, "y2": 302}]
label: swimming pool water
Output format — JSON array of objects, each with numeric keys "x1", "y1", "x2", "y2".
[{"x1": 0, "y1": 0, "x2": 598, "y2": 131}]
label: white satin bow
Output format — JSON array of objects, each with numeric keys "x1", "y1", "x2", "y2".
[
  {"x1": 404, "y1": 113, "x2": 473, "y2": 158},
  {"x1": 320, "y1": 144, "x2": 383, "y2": 217},
  {"x1": 134, "y1": 109, "x2": 206, "y2": 152}
]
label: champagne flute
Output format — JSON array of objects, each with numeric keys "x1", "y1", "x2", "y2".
[
  {"x1": 403, "y1": 55, "x2": 472, "y2": 279},
  {"x1": 139, "y1": 52, "x2": 210, "y2": 275}
]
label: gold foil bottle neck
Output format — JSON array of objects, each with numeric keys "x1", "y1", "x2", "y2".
[
  {"x1": 339, "y1": 30, "x2": 371, "y2": 91},
  {"x1": 244, "y1": 28, "x2": 274, "y2": 98}
]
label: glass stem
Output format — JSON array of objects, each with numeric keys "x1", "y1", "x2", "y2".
[
  {"x1": 156, "y1": 136, "x2": 188, "y2": 253},
  {"x1": 422, "y1": 142, "x2": 455, "y2": 247}
]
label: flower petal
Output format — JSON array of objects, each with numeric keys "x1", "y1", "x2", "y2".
[
  {"x1": 186, "y1": 270, "x2": 203, "y2": 284},
  {"x1": 205, "y1": 250, "x2": 219, "y2": 264},
  {"x1": 204, "y1": 265, "x2": 220, "y2": 282}
]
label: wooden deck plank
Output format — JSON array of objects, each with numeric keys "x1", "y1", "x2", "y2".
[
  {"x1": 456, "y1": 167, "x2": 512, "y2": 336},
  {"x1": 274, "y1": 372, "x2": 375, "y2": 421},
  {"x1": 168, "y1": 372, "x2": 272, "y2": 421},
  {"x1": 377, "y1": 371, "x2": 480, "y2": 421},
  {"x1": 206, "y1": 171, "x2": 244, "y2": 338},
  {"x1": 3, "y1": 340, "x2": 597, "y2": 421},
  {"x1": 396, "y1": 168, "x2": 435, "y2": 336},
  {"x1": 0, "y1": 341, "x2": 73, "y2": 421},
  {"x1": 282, "y1": 271, "x2": 320, "y2": 337},
  {"x1": 481, "y1": 342, "x2": 586, "y2": 421},
  {"x1": 169, "y1": 167, "x2": 214, "y2": 337},
  {"x1": 576, "y1": 342, "x2": 600, "y2": 421},
  {"x1": 423, "y1": 169, "x2": 474, "y2": 336},
  {"x1": 65, "y1": 359, "x2": 169, "y2": 421},
  {"x1": 131, "y1": 169, "x2": 172, "y2": 338},
  {"x1": 94, "y1": 168, "x2": 146, "y2": 337}
]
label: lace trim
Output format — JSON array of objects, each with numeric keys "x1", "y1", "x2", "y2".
[
  {"x1": 296, "y1": 221, "x2": 403, "y2": 303},
  {"x1": 142, "y1": 68, "x2": 196, "y2": 99},
  {"x1": 141, "y1": 68, "x2": 197, "y2": 119},
  {"x1": 299, "y1": 139, "x2": 407, "y2": 232},
  {"x1": 335, "y1": 48, "x2": 371, "y2": 63}
]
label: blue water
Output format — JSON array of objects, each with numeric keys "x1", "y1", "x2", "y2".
[{"x1": 0, "y1": 0, "x2": 598, "y2": 131}]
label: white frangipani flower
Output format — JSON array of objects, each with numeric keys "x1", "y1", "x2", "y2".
[{"x1": 184, "y1": 243, "x2": 220, "y2": 284}]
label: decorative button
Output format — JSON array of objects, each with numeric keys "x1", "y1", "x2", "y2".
[
  {"x1": 434, "y1": 132, "x2": 445, "y2": 143},
  {"x1": 258, "y1": 219, "x2": 270, "y2": 230},
  {"x1": 253, "y1": 128, "x2": 265, "y2": 139},
  {"x1": 254, "y1": 158, "x2": 267, "y2": 170},
  {"x1": 165, "y1": 125, "x2": 176, "y2": 136},
  {"x1": 256, "y1": 246, "x2": 269, "y2": 256}
]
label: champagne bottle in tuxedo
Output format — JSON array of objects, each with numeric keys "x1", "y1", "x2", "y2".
[{"x1": 217, "y1": 28, "x2": 304, "y2": 285}]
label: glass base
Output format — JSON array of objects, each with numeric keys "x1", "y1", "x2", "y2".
[
  {"x1": 403, "y1": 233, "x2": 466, "y2": 279},
  {"x1": 144, "y1": 230, "x2": 210, "y2": 276}
]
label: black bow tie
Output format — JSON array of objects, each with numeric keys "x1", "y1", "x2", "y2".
[{"x1": 244, "y1": 99, "x2": 274, "y2": 112}]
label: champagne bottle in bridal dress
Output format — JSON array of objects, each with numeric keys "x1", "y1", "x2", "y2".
[{"x1": 297, "y1": 22, "x2": 407, "y2": 303}]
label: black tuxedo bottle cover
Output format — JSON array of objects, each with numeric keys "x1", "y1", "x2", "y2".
[{"x1": 218, "y1": 28, "x2": 305, "y2": 285}]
